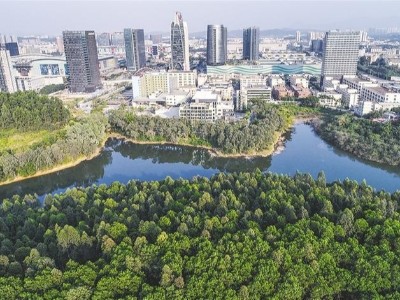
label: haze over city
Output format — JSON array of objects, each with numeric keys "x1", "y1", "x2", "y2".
[{"x1": 1, "y1": 0, "x2": 400, "y2": 36}]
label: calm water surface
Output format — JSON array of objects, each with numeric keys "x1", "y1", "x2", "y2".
[{"x1": 1, "y1": 123, "x2": 399, "y2": 200}]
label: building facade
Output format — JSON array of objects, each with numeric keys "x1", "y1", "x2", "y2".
[
  {"x1": 243, "y1": 27, "x2": 260, "y2": 61},
  {"x1": 207, "y1": 25, "x2": 227, "y2": 66},
  {"x1": 0, "y1": 45, "x2": 17, "y2": 92},
  {"x1": 124, "y1": 28, "x2": 146, "y2": 72},
  {"x1": 321, "y1": 31, "x2": 360, "y2": 79},
  {"x1": 5, "y1": 42, "x2": 19, "y2": 56},
  {"x1": 170, "y1": 12, "x2": 190, "y2": 71},
  {"x1": 63, "y1": 30, "x2": 102, "y2": 93}
]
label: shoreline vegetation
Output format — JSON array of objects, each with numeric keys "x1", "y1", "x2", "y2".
[
  {"x1": 311, "y1": 113, "x2": 400, "y2": 167},
  {"x1": 0, "y1": 93, "x2": 338, "y2": 187}
]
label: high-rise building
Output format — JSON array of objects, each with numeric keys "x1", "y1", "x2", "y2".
[
  {"x1": 97, "y1": 32, "x2": 111, "y2": 47},
  {"x1": 296, "y1": 31, "x2": 301, "y2": 42},
  {"x1": 56, "y1": 36, "x2": 64, "y2": 53},
  {"x1": 111, "y1": 32, "x2": 124, "y2": 46},
  {"x1": 63, "y1": 30, "x2": 102, "y2": 93},
  {"x1": 321, "y1": 30, "x2": 360, "y2": 79},
  {"x1": 170, "y1": 12, "x2": 190, "y2": 71},
  {"x1": 243, "y1": 27, "x2": 260, "y2": 61},
  {"x1": 360, "y1": 30, "x2": 368, "y2": 43},
  {"x1": 124, "y1": 28, "x2": 146, "y2": 72},
  {"x1": 0, "y1": 45, "x2": 17, "y2": 93},
  {"x1": 5, "y1": 42, "x2": 19, "y2": 56},
  {"x1": 207, "y1": 25, "x2": 227, "y2": 66}
]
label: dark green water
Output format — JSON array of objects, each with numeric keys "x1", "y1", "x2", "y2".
[{"x1": 0, "y1": 123, "x2": 399, "y2": 200}]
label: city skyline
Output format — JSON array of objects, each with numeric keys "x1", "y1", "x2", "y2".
[{"x1": 1, "y1": 1, "x2": 400, "y2": 36}]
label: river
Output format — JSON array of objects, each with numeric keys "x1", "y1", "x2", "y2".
[{"x1": 0, "y1": 123, "x2": 399, "y2": 200}]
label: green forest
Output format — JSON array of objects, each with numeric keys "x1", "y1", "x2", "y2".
[
  {"x1": 1, "y1": 171, "x2": 400, "y2": 299},
  {"x1": 0, "y1": 92, "x2": 108, "y2": 182},
  {"x1": 109, "y1": 102, "x2": 293, "y2": 154},
  {"x1": 313, "y1": 113, "x2": 400, "y2": 166},
  {"x1": 0, "y1": 92, "x2": 69, "y2": 131}
]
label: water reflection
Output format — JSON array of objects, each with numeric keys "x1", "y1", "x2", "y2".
[{"x1": 1, "y1": 124, "x2": 399, "y2": 200}]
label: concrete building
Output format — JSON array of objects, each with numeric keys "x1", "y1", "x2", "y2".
[
  {"x1": 111, "y1": 32, "x2": 124, "y2": 46},
  {"x1": 132, "y1": 70, "x2": 196, "y2": 98},
  {"x1": 124, "y1": 28, "x2": 146, "y2": 72},
  {"x1": 165, "y1": 90, "x2": 189, "y2": 106},
  {"x1": 97, "y1": 33, "x2": 111, "y2": 47},
  {"x1": 243, "y1": 27, "x2": 260, "y2": 61},
  {"x1": 268, "y1": 75, "x2": 285, "y2": 87},
  {"x1": 296, "y1": 31, "x2": 301, "y2": 42},
  {"x1": 179, "y1": 90, "x2": 234, "y2": 121},
  {"x1": 336, "y1": 84, "x2": 359, "y2": 108},
  {"x1": 272, "y1": 85, "x2": 294, "y2": 100},
  {"x1": 292, "y1": 85, "x2": 312, "y2": 98},
  {"x1": 63, "y1": 30, "x2": 102, "y2": 93},
  {"x1": 361, "y1": 85, "x2": 400, "y2": 103},
  {"x1": 0, "y1": 45, "x2": 17, "y2": 92},
  {"x1": 238, "y1": 86, "x2": 272, "y2": 110},
  {"x1": 207, "y1": 25, "x2": 227, "y2": 66},
  {"x1": 321, "y1": 31, "x2": 360, "y2": 80},
  {"x1": 170, "y1": 12, "x2": 190, "y2": 71},
  {"x1": 12, "y1": 54, "x2": 66, "y2": 91},
  {"x1": 98, "y1": 56, "x2": 118, "y2": 75},
  {"x1": 289, "y1": 75, "x2": 309, "y2": 88}
]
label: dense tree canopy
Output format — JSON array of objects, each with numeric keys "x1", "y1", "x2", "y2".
[
  {"x1": 313, "y1": 113, "x2": 400, "y2": 166},
  {"x1": 109, "y1": 102, "x2": 293, "y2": 154},
  {"x1": 0, "y1": 114, "x2": 108, "y2": 181},
  {"x1": 0, "y1": 92, "x2": 69, "y2": 131},
  {"x1": 1, "y1": 171, "x2": 400, "y2": 298}
]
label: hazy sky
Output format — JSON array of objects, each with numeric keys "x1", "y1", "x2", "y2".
[{"x1": 1, "y1": 1, "x2": 399, "y2": 36}]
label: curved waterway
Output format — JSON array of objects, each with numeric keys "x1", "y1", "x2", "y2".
[{"x1": 1, "y1": 123, "x2": 399, "y2": 200}]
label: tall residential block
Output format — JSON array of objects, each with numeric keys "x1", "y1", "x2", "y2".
[
  {"x1": 63, "y1": 30, "x2": 102, "y2": 93},
  {"x1": 321, "y1": 30, "x2": 360, "y2": 79},
  {"x1": 243, "y1": 27, "x2": 260, "y2": 61},
  {"x1": 207, "y1": 25, "x2": 227, "y2": 66},
  {"x1": 124, "y1": 28, "x2": 146, "y2": 72},
  {"x1": 296, "y1": 31, "x2": 301, "y2": 42},
  {"x1": 0, "y1": 45, "x2": 17, "y2": 93},
  {"x1": 170, "y1": 12, "x2": 190, "y2": 71}
]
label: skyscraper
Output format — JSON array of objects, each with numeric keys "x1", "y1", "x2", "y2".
[
  {"x1": 296, "y1": 31, "x2": 301, "y2": 42},
  {"x1": 97, "y1": 32, "x2": 111, "y2": 47},
  {"x1": 207, "y1": 25, "x2": 227, "y2": 66},
  {"x1": 243, "y1": 27, "x2": 260, "y2": 61},
  {"x1": 5, "y1": 42, "x2": 19, "y2": 56},
  {"x1": 170, "y1": 12, "x2": 190, "y2": 71},
  {"x1": 321, "y1": 30, "x2": 360, "y2": 79},
  {"x1": 124, "y1": 28, "x2": 146, "y2": 72},
  {"x1": 0, "y1": 45, "x2": 17, "y2": 93},
  {"x1": 63, "y1": 30, "x2": 102, "y2": 93}
]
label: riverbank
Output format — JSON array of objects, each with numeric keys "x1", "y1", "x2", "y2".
[
  {"x1": 109, "y1": 131, "x2": 284, "y2": 158},
  {"x1": 0, "y1": 140, "x2": 106, "y2": 187}
]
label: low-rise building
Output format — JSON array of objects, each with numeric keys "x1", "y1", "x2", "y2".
[
  {"x1": 292, "y1": 85, "x2": 311, "y2": 98},
  {"x1": 360, "y1": 85, "x2": 400, "y2": 103},
  {"x1": 289, "y1": 75, "x2": 309, "y2": 88},
  {"x1": 165, "y1": 90, "x2": 189, "y2": 106},
  {"x1": 179, "y1": 90, "x2": 234, "y2": 121},
  {"x1": 267, "y1": 75, "x2": 285, "y2": 87},
  {"x1": 336, "y1": 85, "x2": 359, "y2": 108},
  {"x1": 272, "y1": 85, "x2": 294, "y2": 100},
  {"x1": 237, "y1": 86, "x2": 272, "y2": 110}
]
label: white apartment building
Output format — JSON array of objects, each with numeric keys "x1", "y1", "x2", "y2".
[
  {"x1": 336, "y1": 84, "x2": 359, "y2": 108},
  {"x1": 237, "y1": 86, "x2": 272, "y2": 111},
  {"x1": 289, "y1": 75, "x2": 309, "y2": 88},
  {"x1": 267, "y1": 75, "x2": 285, "y2": 87},
  {"x1": 361, "y1": 85, "x2": 400, "y2": 103},
  {"x1": 165, "y1": 91, "x2": 189, "y2": 106},
  {"x1": 179, "y1": 90, "x2": 234, "y2": 121},
  {"x1": 132, "y1": 70, "x2": 197, "y2": 98}
]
